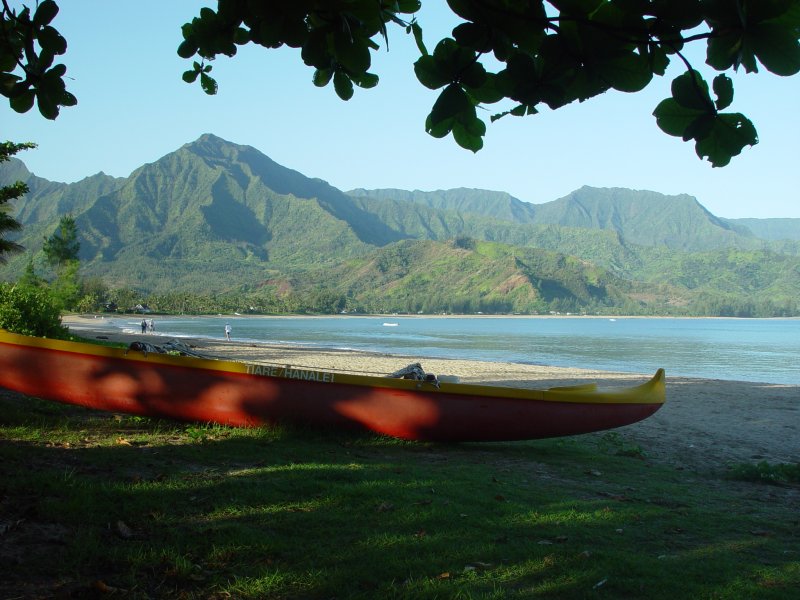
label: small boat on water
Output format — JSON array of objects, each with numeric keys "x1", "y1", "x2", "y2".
[{"x1": 0, "y1": 329, "x2": 665, "y2": 442}]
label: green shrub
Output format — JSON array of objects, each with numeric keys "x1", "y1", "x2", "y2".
[{"x1": 0, "y1": 283, "x2": 68, "y2": 338}]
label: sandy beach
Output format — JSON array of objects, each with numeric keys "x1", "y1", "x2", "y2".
[{"x1": 48, "y1": 316, "x2": 800, "y2": 472}]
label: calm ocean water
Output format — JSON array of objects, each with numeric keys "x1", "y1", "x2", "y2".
[{"x1": 87, "y1": 316, "x2": 800, "y2": 385}]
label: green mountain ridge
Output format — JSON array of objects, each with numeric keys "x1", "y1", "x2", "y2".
[
  {"x1": 348, "y1": 186, "x2": 768, "y2": 252},
  {"x1": 728, "y1": 218, "x2": 800, "y2": 241},
  {"x1": 1, "y1": 134, "x2": 799, "y2": 316}
]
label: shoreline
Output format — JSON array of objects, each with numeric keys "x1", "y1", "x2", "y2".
[
  {"x1": 72, "y1": 312, "x2": 800, "y2": 321},
  {"x1": 65, "y1": 313, "x2": 800, "y2": 385},
  {"x1": 64, "y1": 314, "x2": 638, "y2": 382},
  {"x1": 58, "y1": 315, "x2": 800, "y2": 472}
]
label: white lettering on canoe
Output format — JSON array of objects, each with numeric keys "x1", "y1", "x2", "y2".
[{"x1": 246, "y1": 364, "x2": 334, "y2": 383}]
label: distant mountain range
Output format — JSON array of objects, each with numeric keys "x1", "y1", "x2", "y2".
[{"x1": 2, "y1": 134, "x2": 799, "y2": 316}]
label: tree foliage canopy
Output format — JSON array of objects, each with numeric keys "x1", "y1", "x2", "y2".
[
  {"x1": 175, "y1": 0, "x2": 800, "y2": 166},
  {"x1": 2, "y1": 1, "x2": 800, "y2": 166},
  {"x1": 42, "y1": 213, "x2": 79, "y2": 267},
  {"x1": 0, "y1": 0, "x2": 74, "y2": 118}
]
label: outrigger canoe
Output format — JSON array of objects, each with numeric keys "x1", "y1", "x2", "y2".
[{"x1": 0, "y1": 329, "x2": 665, "y2": 442}]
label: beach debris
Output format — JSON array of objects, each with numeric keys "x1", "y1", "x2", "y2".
[
  {"x1": 126, "y1": 339, "x2": 212, "y2": 359},
  {"x1": 388, "y1": 363, "x2": 427, "y2": 380},
  {"x1": 387, "y1": 363, "x2": 440, "y2": 386}
]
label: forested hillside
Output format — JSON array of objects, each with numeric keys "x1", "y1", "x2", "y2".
[{"x1": 1, "y1": 135, "x2": 798, "y2": 317}]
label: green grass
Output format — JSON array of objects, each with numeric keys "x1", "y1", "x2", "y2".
[
  {"x1": 728, "y1": 461, "x2": 800, "y2": 485},
  {"x1": 1, "y1": 393, "x2": 798, "y2": 599}
]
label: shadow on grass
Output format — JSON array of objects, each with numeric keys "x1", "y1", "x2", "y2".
[{"x1": 1, "y1": 392, "x2": 798, "y2": 599}]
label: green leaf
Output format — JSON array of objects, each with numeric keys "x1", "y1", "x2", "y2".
[
  {"x1": 0, "y1": 73, "x2": 21, "y2": 96},
  {"x1": 453, "y1": 22, "x2": 492, "y2": 52},
  {"x1": 459, "y1": 61, "x2": 488, "y2": 89},
  {"x1": 644, "y1": 44, "x2": 670, "y2": 76},
  {"x1": 748, "y1": 0, "x2": 796, "y2": 22},
  {"x1": 694, "y1": 113, "x2": 758, "y2": 167},
  {"x1": 682, "y1": 114, "x2": 715, "y2": 142},
  {"x1": 410, "y1": 22, "x2": 428, "y2": 56},
  {"x1": 452, "y1": 120, "x2": 485, "y2": 152},
  {"x1": 37, "y1": 26, "x2": 67, "y2": 56},
  {"x1": 712, "y1": 74, "x2": 733, "y2": 110},
  {"x1": 490, "y1": 103, "x2": 537, "y2": 122},
  {"x1": 653, "y1": 98, "x2": 704, "y2": 137},
  {"x1": 706, "y1": 32, "x2": 744, "y2": 72},
  {"x1": 429, "y1": 84, "x2": 473, "y2": 127},
  {"x1": 36, "y1": 90, "x2": 59, "y2": 119},
  {"x1": 353, "y1": 71, "x2": 379, "y2": 89},
  {"x1": 177, "y1": 39, "x2": 198, "y2": 59},
  {"x1": 33, "y1": 0, "x2": 59, "y2": 27},
  {"x1": 648, "y1": 0, "x2": 704, "y2": 30},
  {"x1": 333, "y1": 70, "x2": 354, "y2": 100},
  {"x1": 511, "y1": 104, "x2": 534, "y2": 117},
  {"x1": 313, "y1": 68, "x2": 333, "y2": 87},
  {"x1": 182, "y1": 69, "x2": 200, "y2": 83},
  {"x1": 200, "y1": 72, "x2": 218, "y2": 95},
  {"x1": 593, "y1": 52, "x2": 653, "y2": 92},
  {"x1": 333, "y1": 32, "x2": 371, "y2": 74},
  {"x1": 670, "y1": 70, "x2": 712, "y2": 111},
  {"x1": 414, "y1": 55, "x2": 450, "y2": 90},
  {"x1": 60, "y1": 91, "x2": 77, "y2": 107},
  {"x1": 233, "y1": 27, "x2": 250, "y2": 45},
  {"x1": 9, "y1": 90, "x2": 35, "y2": 114},
  {"x1": 301, "y1": 30, "x2": 330, "y2": 69},
  {"x1": 750, "y1": 23, "x2": 800, "y2": 75},
  {"x1": 0, "y1": 51, "x2": 17, "y2": 72},
  {"x1": 425, "y1": 112, "x2": 454, "y2": 138},
  {"x1": 466, "y1": 74, "x2": 504, "y2": 104},
  {"x1": 48, "y1": 63, "x2": 67, "y2": 78},
  {"x1": 397, "y1": 0, "x2": 422, "y2": 13},
  {"x1": 429, "y1": 38, "x2": 478, "y2": 83}
]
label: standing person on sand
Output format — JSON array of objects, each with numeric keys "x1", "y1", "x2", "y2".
[
  {"x1": 225, "y1": 323, "x2": 232, "y2": 341},
  {"x1": 141, "y1": 319, "x2": 147, "y2": 334}
]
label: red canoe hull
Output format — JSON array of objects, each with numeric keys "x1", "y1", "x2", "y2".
[{"x1": 0, "y1": 331, "x2": 665, "y2": 442}]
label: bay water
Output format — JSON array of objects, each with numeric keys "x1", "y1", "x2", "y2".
[{"x1": 84, "y1": 316, "x2": 800, "y2": 385}]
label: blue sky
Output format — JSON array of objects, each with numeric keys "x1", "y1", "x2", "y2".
[{"x1": 2, "y1": 1, "x2": 798, "y2": 218}]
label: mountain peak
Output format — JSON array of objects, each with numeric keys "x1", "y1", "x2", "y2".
[{"x1": 181, "y1": 133, "x2": 246, "y2": 158}]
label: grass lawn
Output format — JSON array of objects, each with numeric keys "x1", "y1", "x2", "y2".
[{"x1": 1, "y1": 391, "x2": 798, "y2": 599}]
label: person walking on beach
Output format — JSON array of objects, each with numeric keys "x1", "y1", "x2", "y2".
[
  {"x1": 225, "y1": 323, "x2": 232, "y2": 341},
  {"x1": 141, "y1": 319, "x2": 147, "y2": 334},
  {"x1": 148, "y1": 319, "x2": 155, "y2": 333}
]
